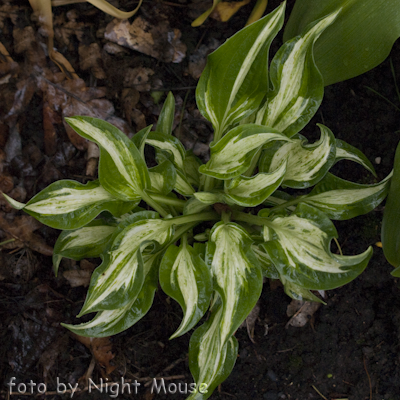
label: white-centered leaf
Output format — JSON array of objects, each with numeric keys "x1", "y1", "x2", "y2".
[
  {"x1": 3, "y1": 180, "x2": 136, "y2": 230},
  {"x1": 200, "y1": 124, "x2": 290, "y2": 179},
  {"x1": 78, "y1": 212, "x2": 172, "y2": 315},
  {"x1": 256, "y1": 12, "x2": 339, "y2": 137},
  {"x1": 260, "y1": 203, "x2": 372, "y2": 290},
  {"x1": 303, "y1": 172, "x2": 391, "y2": 220},
  {"x1": 174, "y1": 170, "x2": 196, "y2": 196},
  {"x1": 160, "y1": 243, "x2": 213, "y2": 339},
  {"x1": 224, "y1": 161, "x2": 287, "y2": 206},
  {"x1": 196, "y1": 2, "x2": 285, "y2": 137},
  {"x1": 260, "y1": 124, "x2": 336, "y2": 188},
  {"x1": 66, "y1": 116, "x2": 150, "y2": 200}
]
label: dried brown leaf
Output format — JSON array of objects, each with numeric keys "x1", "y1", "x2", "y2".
[
  {"x1": 286, "y1": 300, "x2": 321, "y2": 328},
  {"x1": 63, "y1": 269, "x2": 92, "y2": 287}
]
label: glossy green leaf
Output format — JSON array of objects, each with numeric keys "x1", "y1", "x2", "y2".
[
  {"x1": 78, "y1": 211, "x2": 172, "y2": 315},
  {"x1": 224, "y1": 161, "x2": 287, "y2": 206},
  {"x1": 62, "y1": 252, "x2": 159, "y2": 337},
  {"x1": 160, "y1": 242, "x2": 213, "y2": 339},
  {"x1": 157, "y1": 92, "x2": 175, "y2": 136},
  {"x1": 200, "y1": 124, "x2": 289, "y2": 179},
  {"x1": 260, "y1": 203, "x2": 372, "y2": 290},
  {"x1": 303, "y1": 172, "x2": 391, "y2": 220},
  {"x1": 284, "y1": 0, "x2": 400, "y2": 86},
  {"x1": 382, "y1": 140, "x2": 400, "y2": 269},
  {"x1": 3, "y1": 180, "x2": 136, "y2": 230},
  {"x1": 174, "y1": 170, "x2": 195, "y2": 196},
  {"x1": 256, "y1": 13, "x2": 338, "y2": 137},
  {"x1": 148, "y1": 159, "x2": 176, "y2": 195},
  {"x1": 53, "y1": 219, "x2": 116, "y2": 276},
  {"x1": 184, "y1": 152, "x2": 202, "y2": 188},
  {"x1": 335, "y1": 139, "x2": 376, "y2": 176},
  {"x1": 196, "y1": 3, "x2": 285, "y2": 137},
  {"x1": 187, "y1": 302, "x2": 238, "y2": 400},
  {"x1": 259, "y1": 124, "x2": 336, "y2": 188},
  {"x1": 65, "y1": 116, "x2": 150, "y2": 200}
]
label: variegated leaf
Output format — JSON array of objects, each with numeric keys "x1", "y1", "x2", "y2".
[
  {"x1": 65, "y1": 117, "x2": 150, "y2": 200},
  {"x1": 53, "y1": 219, "x2": 116, "y2": 276},
  {"x1": 78, "y1": 211, "x2": 172, "y2": 315},
  {"x1": 335, "y1": 139, "x2": 376, "y2": 176},
  {"x1": 184, "y1": 152, "x2": 202, "y2": 188},
  {"x1": 174, "y1": 170, "x2": 196, "y2": 196},
  {"x1": 148, "y1": 159, "x2": 176, "y2": 194},
  {"x1": 252, "y1": 244, "x2": 280, "y2": 279},
  {"x1": 224, "y1": 161, "x2": 287, "y2": 206},
  {"x1": 281, "y1": 277, "x2": 325, "y2": 303},
  {"x1": 183, "y1": 198, "x2": 213, "y2": 215},
  {"x1": 62, "y1": 252, "x2": 159, "y2": 337},
  {"x1": 187, "y1": 302, "x2": 238, "y2": 400},
  {"x1": 3, "y1": 180, "x2": 136, "y2": 230},
  {"x1": 260, "y1": 203, "x2": 372, "y2": 290},
  {"x1": 259, "y1": 124, "x2": 336, "y2": 188},
  {"x1": 156, "y1": 92, "x2": 175, "y2": 135},
  {"x1": 160, "y1": 242, "x2": 212, "y2": 338},
  {"x1": 196, "y1": 3, "x2": 285, "y2": 138},
  {"x1": 194, "y1": 191, "x2": 226, "y2": 205},
  {"x1": 131, "y1": 125, "x2": 152, "y2": 160},
  {"x1": 200, "y1": 124, "x2": 290, "y2": 179},
  {"x1": 256, "y1": 12, "x2": 339, "y2": 137},
  {"x1": 207, "y1": 222, "x2": 263, "y2": 345},
  {"x1": 302, "y1": 172, "x2": 391, "y2": 220}
]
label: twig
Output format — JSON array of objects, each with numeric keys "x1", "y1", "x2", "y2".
[
  {"x1": 311, "y1": 385, "x2": 328, "y2": 400},
  {"x1": 363, "y1": 356, "x2": 373, "y2": 400}
]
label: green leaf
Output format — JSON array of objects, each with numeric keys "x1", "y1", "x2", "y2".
[
  {"x1": 159, "y1": 242, "x2": 213, "y2": 338},
  {"x1": 187, "y1": 302, "x2": 238, "y2": 400},
  {"x1": 174, "y1": 170, "x2": 196, "y2": 196},
  {"x1": 148, "y1": 159, "x2": 177, "y2": 195},
  {"x1": 200, "y1": 124, "x2": 289, "y2": 180},
  {"x1": 284, "y1": 0, "x2": 400, "y2": 86},
  {"x1": 62, "y1": 252, "x2": 159, "y2": 337},
  {"x1": 66, "y1": 117, "x2": 150, "y2": 201},
  {"x1": 259, "y1": 124, "x2": 336, "y2": 188},
  {"x1": 53, "y1": 219, "x2": 116, "y2": 276},
  {"x1": 3, "y1": 180, "x2": 137, "y2": 230},
  {"x1": 281, "y1": 278, "x2": 325, "y2": 304},
  {"x1": 196, "y1": 3, "x2": 285, "y2": 138},
  {"x1": 382, "y1": 141, "x2": 400, "y2": 269},
  {"x1": 78, "y1": 211, "x2": 172, "y2": 315},
  {"x1": 260, "y1": 203, "x2": 372, "y2": 290},
  {"x1": 157, "y1": 92, "x2": 175, "y2": 135},
  {"x1": 183, "y1": 198, "x2": 213, "y2": 215},
  {"x1": 131, "y1": 125, "x2": 152, "y2": 160},
  {"x1": 207, "y1": 222, "x2": 263, "y2": 345},
  {"x1": 256, "y1": 13, "x2": 339, "y2": 137},
  {"x1": 335, "y1": 139, "x2": 376, "y2": 176},
  {"x1": 252, "y1": 244, "x2": 280, "y2": 279},
  {"x1": 224, "y1": 161, "x2": 287, "y2": 206},
  {"x1": 184, "y1": 152, "x2": 202, "y2": 188},
  {"x1": 303, "y1": 172, "x2": 391, "y2": 220}
]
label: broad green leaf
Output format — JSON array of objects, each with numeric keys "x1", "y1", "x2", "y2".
[
  {"x1": 187, "y1": 303, "x2": 238, "y2": 400},
  {"x1": 157, "y1": 92, "x2": 175, "y2": 135},
  {"x1": 174, "y1": 170, "x2": 195, "y2": 196},
  {"x1": 183, "y1": 198, "x2": 213, "y2": 215},
  {"x1": 3, "y1": 180, "x2": 136, "y2": 230},
  {"x1": 148, "y1": 159, "x2": 176, "y2": 195},
  {"x1": 260, "y1": 203, "x2": 372, "y2": 290},
  {"x1": 53, "y1": 219, "x2": 116, "y2": 276},
  {"x1": 303, "y1": 172, "x2": 391, "y2": 220},
  {"x1": 131, "y1": 125, "x2": 152, "y2": 160},
  {"x1": 184, "y1": 152, "x2": 202, "y2": 188},
  {"x1": 259, "y1": 124, "x2": 336, "y2": 188},
  {"x1": 62, "y1": 252, "x2": 159, "y2": 337},
  {"x1": 283, "y1": 0, "x2": 400, "y2": 86},
  {"x1": 78, "y1": 211, "x2": 172, "y2": 315},
  {"x1": 160, "y1": 242, "x2": 213, "y2": 339},
  {"x1": 196, "y1": 3, "x2": 285, "y2": 137},
  {"x1": 207, "y1": 222, "x2": 262, "y2": 345},
  {"x1": 200, "y1": 124, "x2": 289, "y2": 179},
  {"x1": 224, "y1": 161, "x2": 286, "y2": 206},
  {"x1": 256, "y1": 13, "x2": 338, "y2": 137},
  {"x1": 66, "y1": 117, "x2": 150, "y2": 200},
  {"x1": 335, "y1": 139, "x2": 376, "y2": 176},
  {"x1": 382, "y1": 140, "x2": 400, "y2": 269}
]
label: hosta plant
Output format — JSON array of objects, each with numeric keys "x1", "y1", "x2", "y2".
[{"x1": 2, "y1": 2, "x2": 392, "y2": 398}]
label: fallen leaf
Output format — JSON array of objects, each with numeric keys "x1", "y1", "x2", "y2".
[
  {"x1": 286, "y1": 299, "x2": 321, "y2": 328},
  {"x1": 210, "y1": 0, "x2": 252, "y2": 22}
]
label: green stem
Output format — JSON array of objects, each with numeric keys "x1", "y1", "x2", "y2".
[
  {"x1": 166, "y1": 211, "x2": 220, "y2": 227},
  {"x1": 147, "y1": 193, "x2": 186, "y2": 208},
  {"x1": 221, "y1": 210, "x2": 231, "y2": 223},
  {"x1": 0, "y1": 238, "x2": 15, "y2": 246},
  {"x1": 232, "y1": 211, "x2": 271, "y2": 226},
  {"x1": 269, "y1": 196, "x2": 304, "y2": 212},
  {"x1": 141, "y1": 191, "x2": 170, "y2": 218}
]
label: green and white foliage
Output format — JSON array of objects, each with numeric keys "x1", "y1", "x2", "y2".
[{"x1": 1, "y1": 3, "x2": 392, "y2": 399}]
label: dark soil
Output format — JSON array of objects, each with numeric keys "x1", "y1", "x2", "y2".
[{"x1": 1, "y1": 1, "x2": 400, "y2": 400}]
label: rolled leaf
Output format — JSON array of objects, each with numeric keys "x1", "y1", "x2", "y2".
[
  {"x1": 256, "y1": 12, "x2": 339, "y2": 137},
  {"x1": 66, "y1": 116, "x2": 150, "y2": 201},
  {"x1": 160, "y1": 242, "x2": 213, "y2": 338},
  {"x1": 148, "y1": 159, "x2": 177, "y2": 195},
  {"x1": 184, "y1": 152, "x2": 202, "y2": 188},
  {"x1": 157, "y1": 92, "x2": 175, "y2": 136},
  {"x1": 131, "y1": 125, "x2": 152, "y2": 160},
  {"x1": 3, "y1": 180, "x2": 136, "y2": 230},
  {"x1": 260, "y1": 203, "x2": 372, "y2": 290},
  {"x1": 259, "y1": 124, "x2": 336, "y2": 188},
  {"x1": 200, "y1": 124, "x2": 289, "y2": 179},
  {"x1": 196, "y1": 3, "x2": 285, "y2": 137}
]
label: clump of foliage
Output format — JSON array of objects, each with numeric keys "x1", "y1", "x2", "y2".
[{"x1": 3, "y1": 2, "x2": 391, "y2": 398}]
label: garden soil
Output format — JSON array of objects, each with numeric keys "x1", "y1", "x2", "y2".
[{"x1": 1, "y1": 1, "x2": 400, "y2": 399}]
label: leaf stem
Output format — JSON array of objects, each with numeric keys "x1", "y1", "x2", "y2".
[
  {"x1": 147, "y1": 193, "x2": 186, "y2": 208},
  {"x1": 269, "y1": 196, "x2": 304, "y2": 212},
  {"x1": 166, "y1": 211, "x2": 220, "y2": 227},
  {"x1": 141, "y1": 191, "x2": 170, "y2": 218},
  {"x1": 232, "y1": 211, "x2": 271, "y2": 226}
]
